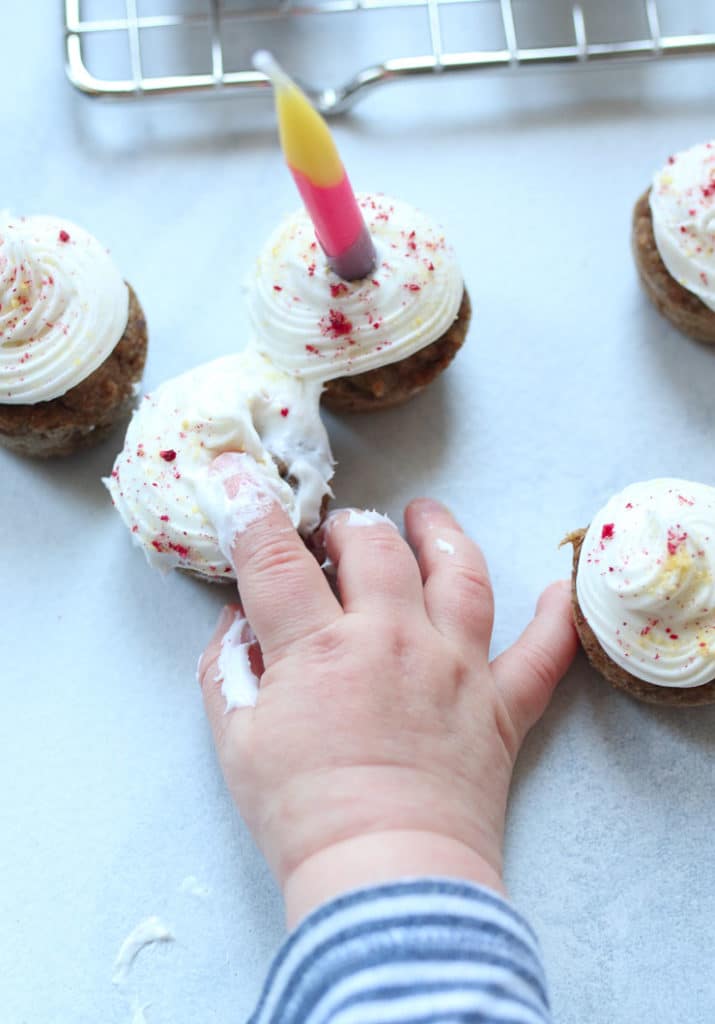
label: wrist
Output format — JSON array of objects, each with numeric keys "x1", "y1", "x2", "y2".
[{"x1": 282, "y1": 829, "x2": 505, "y2": 929}]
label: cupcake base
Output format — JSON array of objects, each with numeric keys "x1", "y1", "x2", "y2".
[
  {"x1": 321, "y1": 288, "x2": 471, "y2": 413},
  {"x1": 0, "y1": 284, "x2": 148, "y2": 458},
  {"x1": 632, "y1": 189, "x2": 715, "y2": 344},
  {"x1": 565, "y1": 527, "x2": 715, "y2": 707}
]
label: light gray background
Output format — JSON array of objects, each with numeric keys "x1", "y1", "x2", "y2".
[{"x1": 2, "y1": 3, "x2": 714, "y2": 1022}]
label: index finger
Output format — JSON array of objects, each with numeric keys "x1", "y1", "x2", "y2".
[{"x1": 203, "y1": 453, "x2": 341, "y2": 663}]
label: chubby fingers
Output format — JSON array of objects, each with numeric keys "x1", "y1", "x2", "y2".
[
  {"x1": 323, "y1": 509, "x2": 426, "y2": 615},
  {"x1": 405, "y1": 498, "x2": 494, "y2": 652},
  {"x1": 204, "y1": 453, "x2": 342, "y2": 664},
  {"x1": 491, "y1": 580, "x2": 578, "y2": 747}
]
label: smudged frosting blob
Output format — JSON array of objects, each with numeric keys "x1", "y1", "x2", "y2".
[
  {"x1": 104, "y1": 349, "x2": 334, "y2": 580},
  {"x1": 577, "y1": 479, "x2": 715, "y2": 688},
  {"x1": 248, "y1": 193, "x2": 464, "y2": 379},
  {"x1": 650, "y1": 141, "x2": 715, "y2": 312},
  {"x1": 0, "y1": 214, "x2": 128, "y2": 403}
]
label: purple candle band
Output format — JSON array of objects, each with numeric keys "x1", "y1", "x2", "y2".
[{"x1": 328, "y1": 222, "x2": 377, "y2": 281}]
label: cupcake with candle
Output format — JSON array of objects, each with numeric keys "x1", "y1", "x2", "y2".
[
  {"x1": 563, "y1": 479, "x2": 715, "y2": 706},
  {"x1": 105, "y1": 347, "x2": 334, "y2": 582},
  {"x1": 632, "y1": 141, "x2": 715, "y2": 343},
  {"x1": 0, "y1": 213, "x2": 147, "y2": 457},
  {"x1": 250, "y1": 53, "x2": 470, "y2": 412}
]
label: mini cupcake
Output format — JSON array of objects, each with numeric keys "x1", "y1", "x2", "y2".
[
  {"x1": 564, "y1": 479, "x2": 715, "y2": 706},
  {"x1": 105, "y1": 348, "x2": 334, "y2": 582},
  {"x1": 0, "y1": 214, "x2": 147, "y2": 457},
  {"x1": 632, "y1": 142, "x2": 715, "y2": 343},
  {"x1": 248, "y1": 194, "x2": 470, "y2": 412}
]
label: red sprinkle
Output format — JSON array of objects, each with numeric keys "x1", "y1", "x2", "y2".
[
  {"x1": 280, "y1": 407, "x2": 289, "y2": 417},
  {"x1": 330, "y1": 283, "x2": 349, "y2": 298},
  {"x1": 160, "y1": 514, "x2": 169, "y2": 522},
  {"x1": 273, "y1": 285, "x2": 283, "y2": 292},
  {"x1": 58, "y1": 230, "x2": 70, "y2": 243},
  {"x1": 601, "y1": 523, "x2": 615, "y2": 541},
  {"x1": 667, "y1": 527, "x2": 688, "y2": 556},
  {"x1": 159, "y1": 449, "x2": 177, "y2": 462},
  {"x1": 321, "y1": 309, "x2": 353, "y2": 338},
  {"x1": 151, "y1": 538, "x2": 189, "y2": 559},
  {"x1": 405, "y1": 283, "x2": 421, "y2": 292}
]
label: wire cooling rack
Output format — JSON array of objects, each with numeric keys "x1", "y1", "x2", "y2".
[{"x1": 64, "y1": 0, "x2": 715, "y2": 113}]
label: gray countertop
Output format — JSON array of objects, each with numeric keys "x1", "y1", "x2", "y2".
[{"x1": 3, "y1": 4, "x2": 714, "y2": 1022}]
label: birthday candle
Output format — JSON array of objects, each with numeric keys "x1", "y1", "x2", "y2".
[{"x1": 253, "y1": 51, "x2": 376, "y2": 281}]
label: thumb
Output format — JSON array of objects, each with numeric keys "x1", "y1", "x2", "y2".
[
  {"x1": 490, "y1": 580, "x2": 578, "y2": 747},
  {"x1": 198, "y1": 603, "x2": 261, "y2": 750}
]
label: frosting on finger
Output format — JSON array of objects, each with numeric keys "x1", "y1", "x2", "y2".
[
  {"x1": 650, "y1": 142, "x2": 715, "y2": 312},
  {"x1": 248, "y1": 193, "x2": 464, "y2": 379},
  {"x1": 104, "y1": 349, "x2": 334, "y2": 580},
  {"x1": 218, "y1": 615, "x2": 260, "y2": 710},
  {"x1": 576, "y1": 479, "x2": 715, "y2": 688},
  {"x1": 0, "y1": 214, "x2": 128, "y2": 403}
]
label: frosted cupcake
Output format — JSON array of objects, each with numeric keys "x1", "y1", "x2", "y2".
[
  {"x1": 248, "y1": 193, "x2": 470, "y2": 412},
  {"x1": 632, "y1": 142, "x2": 715, "y2": 343},
  {"x1": 105, "y1": 348, "x2": 334, "y2": 582},
  {"x1": 0, "y1": 214, "x2": 147, "y2": 457},
  {"x1": 564, "y1": 479, "x2": 715, "y2": 706}
]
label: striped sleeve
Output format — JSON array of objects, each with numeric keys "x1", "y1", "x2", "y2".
[{"x1": 248, "y1": 879, "x2": 551, "y2": 1024}]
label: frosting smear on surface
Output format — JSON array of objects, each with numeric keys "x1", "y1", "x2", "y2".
[
  {"x1": 577, "y1": 479, "x2": 715, "y2": 688},
  {"x1": 249, "y1": 193, "x2": 463, "y2": 379},
  {"x1": 650, "y1": 141, "x2": 715, "y2": 312},
  {"x1": 0, "y1": 214, "x2": 128, "y2": 403}
]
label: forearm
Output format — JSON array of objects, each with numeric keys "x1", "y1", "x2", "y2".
[
  {"x1": 250, "y1": 878, "x2": 552, "y2": 1024},
  {"x1": 283, "y1": 829, "x2": 505, "y2": 930}
]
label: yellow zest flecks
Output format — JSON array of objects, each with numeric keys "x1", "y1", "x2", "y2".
[{"x1": 653, "y1": 546, "x2": 696, "y2": 591}]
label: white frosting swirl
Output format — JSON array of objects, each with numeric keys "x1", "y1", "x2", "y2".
[
  {"x1": 0, "y1": 214, "x2": 129, "y2": 404},
  {"x1": 248, "y1": 194, "x2": 464, "y2": 379},
  {"x1": 104, "y1": 349, "x2": 334, "y2": 580},
  {"x1": 650, "y1": 141, "x2": 715, "y2": 312},
  {"x1": 576, "y1": 479, "x2": 715, "y2": 688}
]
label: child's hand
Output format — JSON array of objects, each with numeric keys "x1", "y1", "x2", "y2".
[{"x1": 199, "y1": 462, "x2": 577, "y2": 927}]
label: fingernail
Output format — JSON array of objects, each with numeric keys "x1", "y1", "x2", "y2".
[
  {"x1": 216, "y1": 604, "x2": 239, "y2": 634},
  {"x1": 325, "y1": 507, "x2": 396, "y2": 530},
  {"x1": 413, "y1": 497, "x2": 443, "y2": 515}
]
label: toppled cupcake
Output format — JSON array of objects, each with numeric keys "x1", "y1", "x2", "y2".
[
  {"x1": 105, "y1": 348, "x2": 334, "y2": 582},
  {"x1": 0, "y1": 214, "x2": 147, "y2": 457},
  {"x1": 632, "y1": 142, "x2": 715, "y2": 343},
  {"x1": 564, "y1": 478, "x2": 715, "y2": 706},
  {"x1": 248, "y1": 194, "x2": 470, "y2": 412}
]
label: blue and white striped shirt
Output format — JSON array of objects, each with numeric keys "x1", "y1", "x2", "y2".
[{"x1": 249, "y1": 880, "x2": 551, "y2": 1023}]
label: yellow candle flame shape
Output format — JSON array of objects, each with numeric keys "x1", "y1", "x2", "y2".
[{"x1": 253, "y1": 50, "x2": 344, "y2": 188}]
